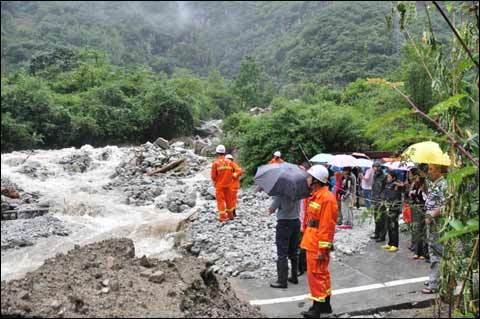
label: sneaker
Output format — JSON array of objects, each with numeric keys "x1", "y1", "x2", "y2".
[
  {"x1": 387, "y1": 246, "x2": 398, "y2": 252},
  {"x1": 381, "y1": 244, "x2": 391, "y2": 249},
  {"x1": 343, "y1": 225, "x2": 353, "y2": 229}
]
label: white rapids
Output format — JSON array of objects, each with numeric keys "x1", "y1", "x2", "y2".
[{"x1": 1, "y1": 144, "x2": 209, "y2": 281}]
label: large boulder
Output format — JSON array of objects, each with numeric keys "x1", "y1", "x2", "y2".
[
  {"x1": 59, "y1": 152, "x2": 92, "y2": 173},
  {"x1": 194, "y1": 120, "x2": 222, "y2": 138}
]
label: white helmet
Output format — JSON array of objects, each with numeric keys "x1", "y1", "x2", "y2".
[
  {"x1": 216, "y1": 144, "x2": 226, "y2": 154},
  {"x1": 225, "y1": 154, "x2": 233, "y2": 160},
  {"x1": 307, "y1": 165, "x2": 329, "y2": 183},
  {"x1": 274, "y1": 151, "x2": 281, "y2": 157}
]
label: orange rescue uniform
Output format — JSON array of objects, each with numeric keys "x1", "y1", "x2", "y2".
[
  {"x1": 300, "y1": 186, "x2": 338, "y2": 302},
  {"x1": 269, "y1": 157, "x2": 284, "y2": 164},
  {"x1": 228, "y1": 160, "x2": 243, "y2": 217},
  {"x1": 211, "y1": 155, "x2": 235, "y2": 222}
]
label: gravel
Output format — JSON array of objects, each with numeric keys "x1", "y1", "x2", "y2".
[
  {"x1": 103, "y1": 142, "x2": 208, "y2": 207},
  {"x1": 1, "y1": 215, "x2": 71, "y2": 250},
  {"x1": 185, "y1": 186, "x2": 374, "y2": 280}
]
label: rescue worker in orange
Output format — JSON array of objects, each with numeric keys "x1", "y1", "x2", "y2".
[
  {"x1": 211, "y1": 145, "x2": 235, "y2": 222},
  {"x1": 225, "y1": 154, "x2": 243, "y2": 219},
  {"x1": 269, "y1": 151, "x2": 284, "y2": 164},
  {"x1": 300, "y1": 165, "x2": 338, "y2": 318}
]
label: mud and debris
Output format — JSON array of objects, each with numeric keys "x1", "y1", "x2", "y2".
[{"x1": 1, "y1": 238, "x2": 263, "y2": 318}]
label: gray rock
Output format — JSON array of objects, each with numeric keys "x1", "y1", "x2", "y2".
[
  {"x1": 18, "y1": 290, "x2": 30, "y2": 300},
  {"x1": 139, "y1": 255, "x2": 155, "y2": 268},
  {"x1": 51, "y1": 300, "x2": 62, "y2": 310},
  {"x1": 154, "y1": 137, "x2": 170, "y2": 150},
  {"x1": 239, "y1": 272, "x2": 256, "y2": 279},
  {"x1": 110, "y1": 280, "x2": 120, "y2": 292},
  {"x1": 148, "y1": 271, "x2": 165, "y2": 284}
]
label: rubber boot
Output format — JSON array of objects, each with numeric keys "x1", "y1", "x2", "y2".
[
  {"x1": 301, "y1": 301, "x2": 321, "y2": 318},
  {"x1": 320, "y1": 296, "x2": 332, "y2": 314},
  {"x1": 270, "y1": 259, "x2": 288, "y2": 288},
  {"x1": 288, "y1": 258, "x2": 298, "y2": 284}
]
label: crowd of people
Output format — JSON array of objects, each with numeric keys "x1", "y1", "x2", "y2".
[{"x1": 210, "y1": 146, "x2": 448, "y2": 318}]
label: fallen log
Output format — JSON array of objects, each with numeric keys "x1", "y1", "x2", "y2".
[{"x1": 146, "y1": 158, "x2": 185, "y2": 176}]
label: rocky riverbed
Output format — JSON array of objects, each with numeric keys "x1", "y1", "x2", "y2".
[
  {"x1": 1, "y1": 215, "x2": 71, "y2": 251},
  {"x1": 0, "y1": 238, "x2": 263, "y2": 318},
  {"x1": 184, "y1": 186, "x2": 375, "y2": 280}
]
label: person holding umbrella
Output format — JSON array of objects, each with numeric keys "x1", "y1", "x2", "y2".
[
  {"x1": 268, "y1": 194, "x2": 301, "y2": 288},
  {"x1": 254, "y1": 161, "x2": 311, "y2": 289},
  {"x1": 422, "y1": 163, "x2": 448, "y2": 294},
  {"x1": 402, "y1": 141, "x2": 450, "y2": 294},
  {"x1": 300, "y1": 165, "x2": 338, "y2": 318}
]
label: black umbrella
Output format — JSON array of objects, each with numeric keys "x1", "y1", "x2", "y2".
[{"x1": 254, "y1": 162, "x2": 310, "y2": 200}]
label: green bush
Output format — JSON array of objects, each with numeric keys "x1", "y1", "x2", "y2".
[{"x1": 236, "y1": 101, "x2": 369, "y2": 183}]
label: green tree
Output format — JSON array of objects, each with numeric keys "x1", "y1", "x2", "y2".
[{"x1": 231, "y1": 56, "x2": 274, "y2": 109}]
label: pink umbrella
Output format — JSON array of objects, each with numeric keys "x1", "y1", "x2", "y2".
[{"x1": 328, "y1": 154, "x2": 359, "y2": 168}]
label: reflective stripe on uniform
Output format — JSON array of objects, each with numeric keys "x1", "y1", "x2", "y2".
[
  {"x1": 217, "y1": 165, "x2": 232, "y2": 171},
  {"x1": 309, "y1": 201, "x2": 321, "y2": 209},
  {"x1": 318, "y1": 241, "x2": 332, "y2": 249},
  {"x1": 307, "y1": 293, "x2": 326, "y2": 302}
]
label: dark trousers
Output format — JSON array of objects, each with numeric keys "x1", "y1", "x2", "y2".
[
  {"x1": 298, "y1": 232, "x2": 307, "y2": 274},
  {"x1": 386, "y1": 206, "x2": 400, "y2": 247},
  {"x1": 373, "y1": 202, "x2": 386, "y2": 239},
  {"x1": 412, "y1": 206, "x2": 428, "y2": 257},
  {"x1": 276, "y1": 219, "x2": 301, "y2": 261},
  {"x1": 275, "y1": 219, "x2": 301, "y2": 284}
]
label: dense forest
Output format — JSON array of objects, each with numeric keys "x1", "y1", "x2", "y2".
[
  {"x1": 1, "y1": 1, "x2": 450, "y2": 84},
  {"x1": 1, "y1": 0, "x2": 476, "y2": 173}
]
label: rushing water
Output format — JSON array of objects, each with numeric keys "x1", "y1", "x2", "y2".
[{"x1": 1, "y1": 144, "x2": 208, "y2": 281}]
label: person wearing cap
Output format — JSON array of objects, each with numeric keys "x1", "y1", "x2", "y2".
[
  {"x1": 269, "y1": 151, "x2": 284, "y2": 164},
  {"x1": 300, "y1": 165, "x2": 338, "y2": 318},
  {"x1": 211, "y1": 145, "x2": 235, "y2": 222},
  {"x1": 370, "y1": 161, "x2": 387, "y2": 242},
  {"x1": 225, "y1": 154, "x2": 243, "y2": 219}
]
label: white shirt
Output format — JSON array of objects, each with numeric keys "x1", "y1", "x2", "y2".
[{"x1": 361, "y1": 168, "x2": 374, "y2": 190}]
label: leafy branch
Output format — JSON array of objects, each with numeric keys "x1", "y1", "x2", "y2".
[
  {"x1": 432, "y1": 1, "x2": 480, "y2": 69},
  {"x1": 367, "y1": 78, "x2": 479, "y2": 167}
]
